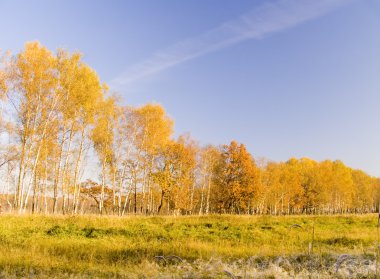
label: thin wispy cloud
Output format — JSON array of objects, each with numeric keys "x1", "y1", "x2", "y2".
[{"x1": 111, "y1": 0, "x2": 349, "y2": 88}]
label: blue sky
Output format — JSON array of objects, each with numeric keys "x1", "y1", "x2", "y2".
[{"x1": 1, "y1": 0, "x2": 380, "y2": 176}]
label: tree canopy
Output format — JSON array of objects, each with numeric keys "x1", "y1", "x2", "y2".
[{"x1": 0, "y1": 42, "x2": 378, "y2": 215}]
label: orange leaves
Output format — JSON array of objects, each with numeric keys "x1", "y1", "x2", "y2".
[
  {"x1": 260, "y1": 158, "x2": 378, "y2": 214},
  {"x1": 132, "y1": 104, "x2": 174, "y2": 156},
  {"x1": 0, "y1": 70, "x2": 7, "y2": 96},
  {"x1": 1, "y1": 41, "x2": 378, "y2": 215},
  {"x1": 56, "y1": 48, "x2": 103, "y2": 124},
  {"x1": 213, "y1": 141, "x2": 259, "y2": 212}
]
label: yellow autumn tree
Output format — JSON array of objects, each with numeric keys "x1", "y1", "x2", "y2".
[
  {"x1": 213, "y1": 141, "x2": 259, "y2": 214},
  {"x1": 91, "y1": 96, "x2": 117, "y2": 214},
  {"x1": 351, "y1": 169, "x2": 376, "y2": 213},
  {"x1": 7, "y1": 42, "x2": 59, "y2": 211},
  {"x1": 198, "y1": 144, "x2": 220, "y2": 214},
  {"x1": 55, "y1": 49, "x2": 104, "y2": 213}
]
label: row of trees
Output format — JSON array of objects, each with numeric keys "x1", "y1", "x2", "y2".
[{"x1": 0, "y1": 42, "x2": 378, "y2": 215}]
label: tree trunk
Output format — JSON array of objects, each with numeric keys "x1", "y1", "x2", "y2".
[
  {"x1": 205, "y1": 176, "x2": 211, "y2": 214},
  {"x1": 157, "y1": 190, "x2": 165, "y2": 214},
  {"x1": 73, "y1": 127, "x2": 85, "y2": 214}
]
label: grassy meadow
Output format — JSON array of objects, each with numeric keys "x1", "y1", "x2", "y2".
[{"x1": 0, "y1": 214, "x2": 378, "y2": 278}]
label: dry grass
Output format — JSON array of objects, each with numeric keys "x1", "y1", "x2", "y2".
[{"x1": 0, "y1": 213, "x2": 377, "y2": 278}]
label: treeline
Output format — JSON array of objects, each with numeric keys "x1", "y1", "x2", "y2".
[{"x1": 0, "y1": 42, "x2": 378, "y2": 215}]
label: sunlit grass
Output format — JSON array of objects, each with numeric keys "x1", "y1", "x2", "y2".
[{"x1": 0, "y1": 214, "x2": 377, "y2": 277}]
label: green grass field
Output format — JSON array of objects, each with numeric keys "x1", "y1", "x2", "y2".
[{"x1": 0, "y1": 214, "x2": 378, "y2": 278}]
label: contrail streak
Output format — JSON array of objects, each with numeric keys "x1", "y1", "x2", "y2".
[{"x1": 111, "y1": 0, "x2": 349, "y2": 87}]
